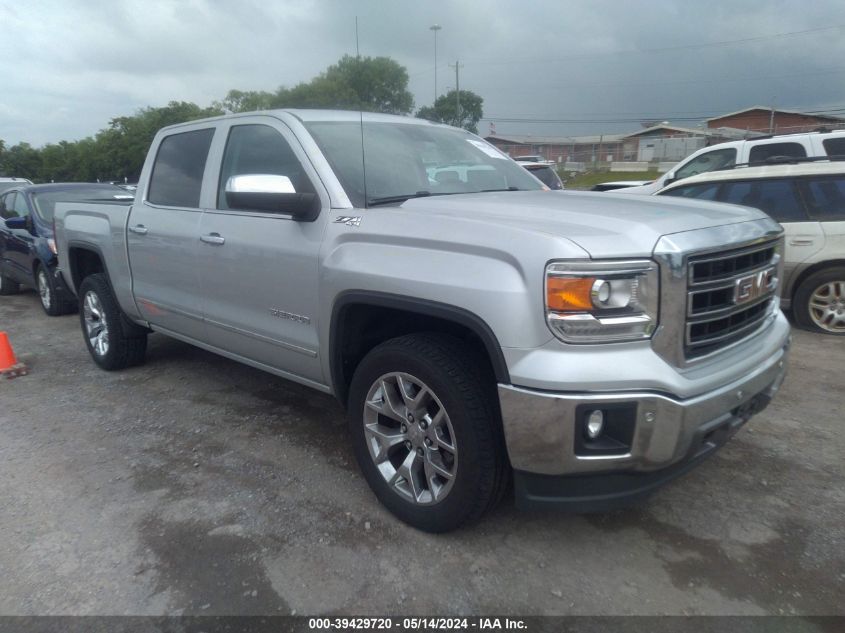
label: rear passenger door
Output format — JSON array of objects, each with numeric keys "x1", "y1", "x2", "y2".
[
  {"x1": 196, "y1": 117, "x2": 328, "y2": 385},
  {"x1": 127, "y1": 127, "x2": 216, "y2": 339},
  {"x1": 719, "y1": 178, "x2": 822, "y2": 288}
]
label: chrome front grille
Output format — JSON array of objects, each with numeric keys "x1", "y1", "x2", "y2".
[{"x1": 685, "y1": 241, "x2": 780, "y2": 359}]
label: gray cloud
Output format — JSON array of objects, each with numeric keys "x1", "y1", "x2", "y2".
[{"x1": 2, "y1": 0, "x2": 844, "y2": 146}]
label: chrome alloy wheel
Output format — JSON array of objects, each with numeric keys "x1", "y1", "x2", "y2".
[
  {"x1": 808, "y1": 280, "x2": 845, "y2": 333},
  {"x1": 83, "y1": 290, "x2": 109, "y2": 356},
  {"x1": 37, "y1": 268, "x2": 51, "y2": 310},
  {"x1": 363, "y1": 372, "x2": 458, "y2": 505}
]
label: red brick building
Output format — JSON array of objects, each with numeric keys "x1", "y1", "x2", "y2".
[
  {"x1": 483, "y1": 133, "x2": 633, "y2": 163},
  {"x1": 706, "y1": 107, "x2": 845, "y2": 134}
]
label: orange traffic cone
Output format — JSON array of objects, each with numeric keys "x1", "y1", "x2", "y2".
[{"x1": 0, "y1": 332, "x2": 27, "y2": 379}]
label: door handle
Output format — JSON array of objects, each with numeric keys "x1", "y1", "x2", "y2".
[
  {"x1": 129, "y1": 224, "x2": 148, "y2": 235},
  {"x1": 200, "y1": 233, "x2": 225, "y2": 245},
  {"x1": 789, "y1": 239, "x2": 814, "y2": 246}
]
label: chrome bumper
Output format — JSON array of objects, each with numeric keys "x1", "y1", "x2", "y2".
[{"x1": 498, "y1": 338, "x2": 789, "y2": 476}]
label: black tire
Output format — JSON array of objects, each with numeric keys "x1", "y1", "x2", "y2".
[
  {"x1": 0, "y1": 271, "x2": 19, "y2": 295},
  {"x1": 347, "y1": 333, "x2": 508, "y2": 533},
  {"x1": 793, "y1": 267, "x2": 845, "y2": 335},
  {"x1": 35, "y1": 263, "x2": 75, "y2": 316},
  {"x1": 78, "y1": 273, "x2": 147, "y2": 370}
]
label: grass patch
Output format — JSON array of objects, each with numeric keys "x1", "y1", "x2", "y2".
[{"x1": 561, "y1": 170, "x2": 661, "y2": 190}]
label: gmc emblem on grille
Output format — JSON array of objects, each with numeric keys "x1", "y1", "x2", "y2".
[{"x1": 733, "y1": 266, "x2": 777, "y2": 305}]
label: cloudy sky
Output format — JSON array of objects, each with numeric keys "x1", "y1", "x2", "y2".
[{"x1": 2, "y1": 0, "x2": 845, "y2": 146}]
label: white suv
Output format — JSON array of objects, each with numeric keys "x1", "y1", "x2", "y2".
[
  {"x1": 0, "y1": 177, "x2": 33, "y2": 194},
  {"x1": 657, "y1": 160, "x2": 845, "y2": 334},
  {"x1": 624, "y1": 129, "x2": 845, "y2": 195}
]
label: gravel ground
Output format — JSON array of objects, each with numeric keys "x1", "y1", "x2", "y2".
[{"x1": 1, "y1": 289, "x2": 843, "y2": 616}]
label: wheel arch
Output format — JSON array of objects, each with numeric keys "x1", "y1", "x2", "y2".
[
  {"x1": 790, "y1": 259, "x2": 845, "y2": 303},
  {"x1": 66, "y1": 242, "x2": 110, "y2": 296},
  {"x1": 330, "y1": 291, "x2": 511, "y2": 408}
]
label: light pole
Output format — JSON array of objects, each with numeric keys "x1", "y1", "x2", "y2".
[{"x1": 430, "y1": 24, "x2": 441, "y2": 104}]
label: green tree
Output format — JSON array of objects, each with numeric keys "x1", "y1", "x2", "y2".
[
  {"x1": 95, "y1": 101, "x2": 223, "y2": 182},
  {"x1": 0, "y1": 143, "x2": 42, "y2": 180},
  {"x1": 215, "y1": 89, "x2": 276, "y2": 113},
  {"x1": 266, "y1": 55, "x2": 414, "y2": 114},
  {"x1": 416, "y1": 89, "x2": 484, "y2": 133}
]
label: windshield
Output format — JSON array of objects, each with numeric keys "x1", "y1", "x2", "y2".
[
  {"x1": 32, "y1": 185, "x2": 134, "y2": 221},
  {"x1": 304, "y1": 121, "x2": 543, "y2": 207}
]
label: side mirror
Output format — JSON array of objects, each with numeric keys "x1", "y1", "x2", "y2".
[
  {"x1": 4, "y1": 216, "x2": 28, "y2": 230},
  {"x1": 225, "y1": 174, "x2": 320, "y2": 221}
]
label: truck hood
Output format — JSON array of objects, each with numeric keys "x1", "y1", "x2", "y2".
[{"x1": 401, "y1": 190, "x2": 769, "y2": 258}]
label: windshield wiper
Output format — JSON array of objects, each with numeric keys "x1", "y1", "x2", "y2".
[
  {"x1": 367, "y1": 191, "x2": 432, "y2": 207},
  {"x1": 479, "y1": 186, "x2": 521, "y2": 193}
]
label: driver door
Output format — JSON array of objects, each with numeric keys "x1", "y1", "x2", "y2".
[
  {"x1": 1, "y1": 192, "x2": 36, "y2": 284},
  {"x1": 197, "y1": 118, "x2": 329, "y2": 385}
]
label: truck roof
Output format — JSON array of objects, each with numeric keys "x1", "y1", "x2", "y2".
[{"x1": 160, "y1": 109, "x2": 439, "y2": 134}]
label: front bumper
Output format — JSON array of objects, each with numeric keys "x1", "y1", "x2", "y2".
[{"x1": 498, "y1": 336, "x2": 789, "y2": 510}]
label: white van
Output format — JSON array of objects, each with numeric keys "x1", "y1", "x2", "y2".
[{"x1": 621, "y1": 129, "x2": 845, "y2": 195}]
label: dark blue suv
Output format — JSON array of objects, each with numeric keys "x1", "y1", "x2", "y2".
[{"x1": 0, "y1": 183, "x2": 133, "y2": 315}]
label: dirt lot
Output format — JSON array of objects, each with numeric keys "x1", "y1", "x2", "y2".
[{"x1": 0, "y1": 289, "x2": 842, "y2": 616}]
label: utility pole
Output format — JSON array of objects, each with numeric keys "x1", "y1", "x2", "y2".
[
  {"x1": 769, "y1": 101, "x2": 776, "y2": 133},
  {"x1": 449, "y1": 59, "x2": 463, "y2": 127},
  {"x1": 429, "y1": 25, "x2": 441, "y2": 103},
  {"x1": 355, "y1": 16, "x2": 360, "y2": 58}
]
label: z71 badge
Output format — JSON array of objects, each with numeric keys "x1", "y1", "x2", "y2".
[{"x1": 334, "y1": 216, "x2": 362, "y2": 227}]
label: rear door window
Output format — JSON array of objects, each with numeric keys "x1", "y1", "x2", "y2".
[
  {"x1": 748, "y1": 142, "x2": 807, "y2": 164},
  {"x1": 803, "y1": 177, "x2": 845, "y2": 221},
  {"x1": 147, "y1": 128, "x2": 215, "y2": 208},
  {"x1": 719, "y1": 179, "x2": 808, "y2": 223}
]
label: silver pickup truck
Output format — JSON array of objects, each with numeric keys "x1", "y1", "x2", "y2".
[{"x1": 54, "y1": 110, "x2": 791, "y2": 532}]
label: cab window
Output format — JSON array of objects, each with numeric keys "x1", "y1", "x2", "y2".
[
  {"x1": 13, "y1": 193, "x2": 30, "y2": 218},
  {"x1": 218, "y1": 124, "x2": 315, "y2": 211},
  {"x1": 674, "y1": 148, "x2": 737, "y2": 181},
  {"x1": 720, "y1": 179, "x2": 808, "y2": 223}
]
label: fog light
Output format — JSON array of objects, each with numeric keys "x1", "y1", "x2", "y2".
[{"x1": 586, "y1": 410, "x2": 604, "y2": 439}]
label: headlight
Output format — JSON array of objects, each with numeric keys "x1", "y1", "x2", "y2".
[{"x1": 546, "y1": 260, "x2": 659, "y2": 343}]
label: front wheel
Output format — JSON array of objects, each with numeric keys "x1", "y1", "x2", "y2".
[
  {"x1": 793, "y1": 267, "x2": 845, "y2": 335},
  {"x1": 36, "y1": 264, "x2": 74, "y2": 316},
  {"x1": 347, "y1": 333, "x2": 508, "y2": 532},
  {"x1": 78, "y1": 273, "x2": 147, "y2": 370}
]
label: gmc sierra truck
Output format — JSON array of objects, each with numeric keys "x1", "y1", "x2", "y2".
[{"x1": 54, "y1": 110, "x2": 791, "y2": 532}]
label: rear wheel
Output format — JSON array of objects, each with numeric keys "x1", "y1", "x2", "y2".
[
  {"x1": 793, "y1": 267, "x2": 845, "y2": 335},
  {"x1": 348, "y1": 333, "x2": 508, "y2": 532},
  {"x1": 78, "y1": 273, "x2": 147, "y2": 369}
]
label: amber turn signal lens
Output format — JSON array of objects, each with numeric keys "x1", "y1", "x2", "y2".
[{"x1": 547, "y1": 276, "x2": 595, "y2": 311}]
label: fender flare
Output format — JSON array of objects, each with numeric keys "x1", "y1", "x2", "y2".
[{"x1": 330, "y1": 290, "x2": 511, "y2": 401}]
